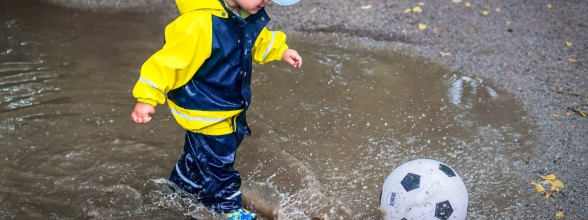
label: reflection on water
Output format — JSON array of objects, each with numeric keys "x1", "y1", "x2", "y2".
[{"x1": 0, "y1": 1, "x2": 535, "y2": 219}]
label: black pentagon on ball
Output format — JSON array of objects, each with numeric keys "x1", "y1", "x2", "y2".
[
  {"x1": 435, "y1": 200, "x2": 453, "y2": 220},
  {"x1": 439, "y1": 163, "x2": 456, "y2": 177},
  {"x1": 400, "y1": 173, "x2": 420, "y2": 192}
]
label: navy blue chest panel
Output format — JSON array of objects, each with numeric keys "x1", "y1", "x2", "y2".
[{"x1": 168, "y1": 11, "x2": 269, "y2": 111}]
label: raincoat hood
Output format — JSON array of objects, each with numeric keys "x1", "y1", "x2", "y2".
[{"x1": 175, "y1": 0, "x2": 223, "y2": 15}]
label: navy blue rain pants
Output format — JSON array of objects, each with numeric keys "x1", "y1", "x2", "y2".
[{"x1": 169, "y1": 131, "x2": 244, "y2": 213}]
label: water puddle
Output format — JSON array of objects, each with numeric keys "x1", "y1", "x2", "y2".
[{"x1": 0, "y1": 1, "x2": 534, "y2": 219}]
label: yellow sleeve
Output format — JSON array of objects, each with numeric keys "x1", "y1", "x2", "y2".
[
  {"x1": 252, "y1": 28, "x2": 289, "y2": 64},
  {"x1": 132, "y1": 13, "x2": 213, "y2": 106}
]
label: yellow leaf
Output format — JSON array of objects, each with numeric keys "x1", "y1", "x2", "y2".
[
  {"x1": 548, "y1": 4, "x2": 553, "y2": 9},
  {"x1": 413, "y1": 6, "x2": 423, "y2": 13},
  {"x1": 566, "y1": 41, "x2": 572, "y2": 47},
  {"x1": 452, "y1": 0, "x2": 462, "y2": 3},
  {"x1": 404, "y1": 8, "x2": 412, "y2": 13},
  {"x1": 551, "y1": 185, "x2": 560, "y2": 192},
  {"x1": 553, "y1": 114, "x2": 559, "y2": 118},
  {"x1": 418, "y1": 2, "x2": 425, "y2": 6},
  {"x1": 465, "y1": 2, "x2": 471, "y2": 7},
  {"x1": 439, "y1": 52, "x2": 451, "y2": 56},
  {"x1": 531, "y1": 182, "x2": 545, "y2": 192},
  {"x1": 360, "y1": 5, "x2": 372, "y2": 10},
  {"x1": 418, "y1": 23, "x2": 427, "y2": 30},
  {"x1": 545, "y1": 192, "x2": 550, "y2": 198},
  {"x1": 567, "y1": 58, "x2": 578, "y2": 63},
  {"x1": 540, "y1": 174, "x2": 557, "y2": 180},
  {"x1": 556, "y1": 211, "x2": 564, "y2": 217},
  {"x1": 496, "y1": 8, "x2": 501, "y2": 12},
  {"x1": 506, "y1": 20, "x2": 511, "y2": 24},
  {"x1": 551, "y1": 180, "x2": 564, "y2": 188},
  {"x1": 482, "y1": 10, "x2": 489, "y2": 16}
]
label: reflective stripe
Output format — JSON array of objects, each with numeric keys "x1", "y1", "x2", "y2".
[
  {"x1": 175, "y1": 164, "x2": 202, "y2": 189},
  {"x1": 170, "y1": 109, "x2": 226, "y2": 123},
  {"x1": 138, "y1": 77, "x2": 160, "y2": 90},
  {"x1": 261, "y1": 31, "x2": 276, "y2": 60},
  {"x1": 226, "y1": 191, "x2": 241, "y2": 200}
]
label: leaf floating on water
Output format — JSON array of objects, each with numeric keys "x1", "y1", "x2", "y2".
[
  {"x1": 465, "y1": 2, "x2": 471, "y2": 7},
  {"x1": 404, "y1": 8, "x2": 412, "y2": 13},
  {"x1": 439, "y1": 52, "x2": 451, "y2": 56},
  {"x1": 556, "y1": 211, "x2": 564, "y2": 217},
  {"x1": 418, "y1": 23, "x2": 427, "y2": 30},
  {"x1": 360, "y1": 5, "x2": 372, "y2": 10},
  {"x1": 531, "y1": 182, "x2": 545, "y2": 192},
  {"x1": 565, "y1": 41, "x2": 572, "y2": 47},
  {"x1": 540, "y1": 174, "x2": 557, "y2": 180},
  {"x1": 413, "y1": 6, "x2": 423, "y2": 13},
  {"x1": 551, "y1": 180, "x2": 565, "y2": 188},
  {"x1": 452, "y1": 0, "x2": 462, "y2": 3},
  {"x1": 567, "y1": 58, "x2": 578, "y2": 63}
]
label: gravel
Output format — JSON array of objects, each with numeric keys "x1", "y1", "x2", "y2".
[{"x1": 44, "y1": 0, "x2": 588, "y2": 218}]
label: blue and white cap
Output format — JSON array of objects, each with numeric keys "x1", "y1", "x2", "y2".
[{"x1": 273, "y1": 0, "x2": 300, "y2": 5}]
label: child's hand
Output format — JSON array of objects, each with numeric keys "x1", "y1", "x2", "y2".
[
  {"x1": 282, "y1": 49, "x2": 302, "y2": 68},
  {"x1": 131, "y1": 102, "x2": 155, "y2": 124}
]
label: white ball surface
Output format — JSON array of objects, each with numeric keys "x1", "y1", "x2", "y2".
[{"x1": 380, "y1": 159, "x2": 468, "y2": 220}]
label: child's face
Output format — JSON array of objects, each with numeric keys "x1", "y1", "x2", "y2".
[{"x1": 234, "y1": 0, "x2": 271, "y2": 14}]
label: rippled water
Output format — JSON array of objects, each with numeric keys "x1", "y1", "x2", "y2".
[{"x1": 0, "y1": 1, "x2": 535, "y2": 219}]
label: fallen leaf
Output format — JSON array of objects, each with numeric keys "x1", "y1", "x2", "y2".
[
  {"x1": 505, "y1": 20, "x2": 511, "y2": 24},
  {"x1": 551, "y1": 180, "x2": 565, "y2": 188},
  {"x1": 439, "y1": 52, "x2": 451, "y2": 56},
  {"x1": 531, "y1": 182, "x2": 545, "y2": 192},
  {"x1": 433, "y1": 27, "x2": 439, "y2": 33},
  {"x1": 413, "y1": 6, "x2": 423, "y2": 13},
  {"x1": 556, "y1": 211, "x2": 564, "y2": 217},
  {"x1": 452, "y1": 0, "x2": 462, "y2": 3},
  {"x1": 404, "y1": 8, "x2": 412, "y2": 13},
  {"x1": 551, "y1": 185, "x2": 560, "y2": 192},
  {"x1": 545, "y1": 192, "x2": 551, "y2": 199},
  {"x1": 567, "y1": 58, "x2": 578, "y2": 63},
  {"x1": 553, "y1": 114, "x2": 559, "y2": 118},
  {"x1": 565, "y1": 111, "x2": 572, "y2": 116},
  {"x1": 401, "y1": 28, "x2": 407, "y2": 34},
  {"x1": 540, "y1": 174, "x2": 557, "y2": 180},
  {"x1": 310, "y1": 8, "x2": 316, "y2": 13},
  {"x1": 527, "y1": 51, "x2": 532, "y2": 56},
  {"x1": 565, "y1": 41, "x2": 572, "y2": 47},
  {"x1": 465, "y1": 2, "x2": 471, "y2": 7},
  {"x1": 484, "y1": 5, "x2": 490, "y2": 10},
  {"x1": 496, "y1": 8, "x2": 501, "y2": 12},
  {"x1": 418, "y1": 23, "x2": 427, "y2": 30},
  {"x1": 360, "y1": 5, "x2": 372, "y2": 10},
  {"x1": 482, "y1": 10, "x2": 489, "y2": 15},
  {"x1": 418, "y1": 2, "x2": 425, "y2": 6},
  {"x1": 547, "y1": 4, "x2": 553, "y2": 9}
]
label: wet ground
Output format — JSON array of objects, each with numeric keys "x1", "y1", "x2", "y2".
[{"x1": 0, "y1": 1, "x2": 566, "y2": 219}]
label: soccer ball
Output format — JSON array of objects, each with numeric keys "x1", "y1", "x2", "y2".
[{"x1": 380, "y1": 159, "x2": 468, "y2": 220}]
